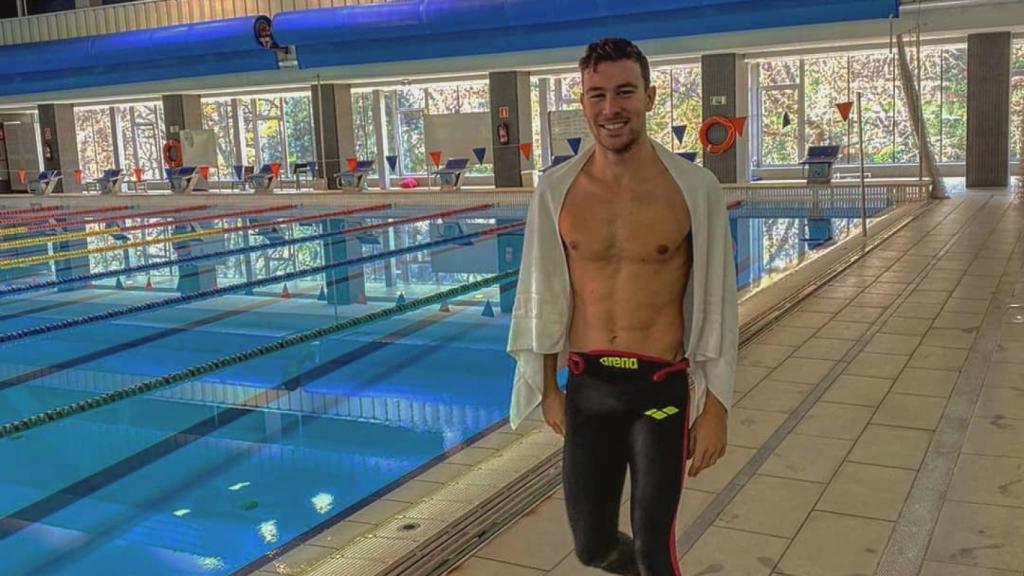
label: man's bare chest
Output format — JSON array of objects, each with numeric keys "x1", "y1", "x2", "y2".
[{"x1": 559, "y1": 184, "x2": 692, "y2": 264}]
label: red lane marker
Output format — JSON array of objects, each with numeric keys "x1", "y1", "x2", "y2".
[
  {"x1": 221, "y1": 203, "x2": 393, "y2": 233},
  {"x1": 0, "y1": 204, "x2": 134, "y2": 226},
  {"x1": 0, "y1": 205, "x2": 62, "y2": 218},
  {"x1": 10, "y1": 204, "x2": 212, "y2": 235},
  {"x1": 341, "y1": 204, "x2": 494, "y2": 237}
]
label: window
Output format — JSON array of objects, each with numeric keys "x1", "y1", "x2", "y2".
[
  {"x1": 755, "y1": 43, "x2": 967, "y2": 167},
  {"x1": 74, "y1": 106, "x2": 114, "y2": 179},
  {"x1": 352, "y1": 91, "x2": 377, "y2": 162},
  {"x1": 117, "y1": 103, "x2": 165, "y2": 180},
  {"x1": 236, "y1": 93, "x2": 314, "y2": 176},
  {"x1": 1011, "y1": 40, "x2": 1024, "y2": 163},
  {"x1": 201, "y1": 98, "x2": 238, "y2": 180},
  {"x1": 758, "y1": 59, "x2": 801, "y2": 166}
]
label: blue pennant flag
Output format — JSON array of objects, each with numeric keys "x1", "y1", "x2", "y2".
[
  {"x1": 114, "y1": 277, "x2": 124, "y2": 290},
  {"x1": 396, "y1": 293, "x2": 406, "y2": 305},
  {"x1": 481, "y1": 300, "x2": 495, "y2": 318},
  {"x1": 317, "y1": 285, "x2": 326, "y2": 301},
  {"x1": 472, "y1": 147, "x2": 487, "y2": 164},
  {"x1": 567, "y1": 137, "x2": 582, "y2": 155},
  {"x1": 672, "y1": 125, "x2": 687, "y2": 144},
  {"x1": 385, "y1": 155, "x2": 399, "y2": 172}
]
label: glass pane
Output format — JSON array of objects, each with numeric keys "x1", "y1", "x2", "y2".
[
  {"x1": 850, "y1": 52, "x2": 896, "y2": 164},
  {"x1": 352, "y1": 91, "x2": 377, "y2": 162},
  {"x1": 74, "y1": 106, "x2": 114, "y2": 180},
  {"x1": 1010, "y1": 41, "x2": 1024, "y2": 162},
  {"x1": 426, "y1": 85, "x2": 460, "y2": 115},
  {"x1": 761, "y1": 59, "x2": 800, "y2": 86},
  {"x1": 397, "y1": 87, "x2": 425, "y2": 111},
  {"x1": 940, "y1": 46, "x2": 967, "y2": 163},
  {"x1": 460, "y1": 82, "x2": 490, "y2": 112},
  {"x1": 648, "y1": 67, "x2": 673, "y2": 150},
  {"x1": 284, "y1": 95, "x2": 314, "y2": 170},
  {"x1": 671, "y1": 64, "x2": 702, "y2": 158},
  {"x1": 201, "y1": 99, "x2": 237, "y2": 180},
  {"x1": 804, "y1": 56, "x2": 850, "y2": 161},
  {"x1": 399, "y1": 109, "x2": 426, "y2": 175},
  {"x1": 760, "y1": 88, "x2": 799, "y2": 165},
  {"x1": 559, "y1": 75, "x2": 583, "y2": 110},
  {"x1": 240, "y1": 99, "x2": 257, "y2": 168}
]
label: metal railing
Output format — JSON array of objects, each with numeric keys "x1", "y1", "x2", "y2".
[{"x1": 0, "y1": 0, "x2": 394, "y2": 46}]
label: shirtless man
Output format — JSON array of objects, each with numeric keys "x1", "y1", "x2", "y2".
[{"x1": 539, "y1": 39, "x2": 729, "y2": 575}]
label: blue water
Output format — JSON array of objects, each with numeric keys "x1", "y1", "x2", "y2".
[{"x1": 0, "y1": 199, "x2": 896, "y2": 575}]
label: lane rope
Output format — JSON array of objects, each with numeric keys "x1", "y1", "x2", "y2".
[
  {"x1": 0, "y1": 218, "x2": 521, "y2": 343},
  {"x1": 0, "y1": 203, "x2": 481, "y2": 298},
  {"x1": 0, "y1": 269, "x2": 519, "y2": 440}
]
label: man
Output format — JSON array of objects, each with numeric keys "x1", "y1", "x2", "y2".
[{"x1": 506, "y1": 38, "x2": 737, "y2": 576}]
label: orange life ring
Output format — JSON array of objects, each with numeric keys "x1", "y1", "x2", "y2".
[
  {"x1": 163, "y1": 139, "x2": 183, "y2": 168},
  {"x1": 699, "y1": 116, "x2": 737, "y2": 155}
]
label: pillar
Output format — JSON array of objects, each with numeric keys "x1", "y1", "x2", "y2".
[
  {"x1": 496, "y1": 220, "x2": 523, "y2": 314},
  {"x1": 162, "y1": 94, "x2": 203, "y2": 142},
  {"x1": 700, "y1": 54, "x2": 748, "y2": 184},
  {"x1": 489, "y1": 71, "x2": 533, "y2": 188},
  {"x1": 37, "y1": 104, "x2": 81, "y2": 193},
  {"x1": 322, "y1": 218, "x2": 365, "y2": 305},
  {"x1": 311, "y1": 83, "x2": 357, "y2": 189},
  {"x1": 966, "y1": 32, "x2": 1011, "y2": 187}
]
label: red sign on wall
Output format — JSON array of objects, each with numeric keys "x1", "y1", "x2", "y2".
[
  {"x1": 43, "y1": 127, "x2": 51, "y2": 141},
  {"x1": 498, "y1": 106, "x2": 510, "y2": 119}
]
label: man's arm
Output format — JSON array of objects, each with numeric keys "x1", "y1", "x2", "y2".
[{"x1": 541, "y1": 353, "x2": 566, "y2": 435}]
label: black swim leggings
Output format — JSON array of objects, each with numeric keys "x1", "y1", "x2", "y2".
[{"x1": 563, "y1": 350, "x2": 690, "y2": 576}]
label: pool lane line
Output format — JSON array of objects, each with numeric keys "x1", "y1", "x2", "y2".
[
  {"x1": 0, "y1": 218, "x2": 520, "y2": 346},
  {"x1": 0, "y1": 290, "x2": 290, "y2": 393},
  {"x1": 0, "y1": 202, "x2": 397, "y2": 271},
  {"x1": 0, "y1": 203, "x2": 299, "y2": 250},
  {"x1": 0, "y1": 269, "x2": 517, "y2": 440},
  {"x1": 0, "y1": 273, "x2": 516, "y2": 560},
  {"x1": 0, "y1": 218, "x2": 515, "y2": 396},
  {"x1": 0, "y1": 204, "x2": 212, "y2": 237},
  {"x1": 0, "y1": 291, "x2": 116, "y2": 325},
  {"x1": 0, "y1": 203, "x2": 489, "y2": 298},
  {"x1": 0, "y1": 205, "x2": 62, "y2": 218},
  {"x1": 0, "y1": 204, "x2": 133, "y2": 227}
]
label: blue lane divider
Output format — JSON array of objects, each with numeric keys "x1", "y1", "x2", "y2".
[
  {"x1": 0, "y1": 269, "x2": 518, "y2": 439},
  {"x1": 0, "y1": 221, "x2": 524, "y2": 345},
  {"x1": 0, "y1": 205, "x2": 489, "y2": 299}
]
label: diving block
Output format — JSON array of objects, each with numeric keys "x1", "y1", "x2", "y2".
[
  {"x1": 435, "y1": 158, "x2": 470, "y2": 191},
  {"x1": 28, "y1": 170, "x2": 62, "y2": 196},
  {"x1": 247, "y1": 164, "x2": 278, "y2": 195},
  {"x1": 336, "y1": 160, "x2": 375, "y2": 191},
  {"x1": 92, "y1": 169, "x2": 125, "y2": 195},
  {"x1": 167, "y1": 166, "x2": 207, "y2": 194}
]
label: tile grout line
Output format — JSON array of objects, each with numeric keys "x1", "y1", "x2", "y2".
[
  {"x1": 675, "y1": 194, "x2": 984, "y2": 561},
  {"x1": 876, "y1": 195, "x2": 1024, "y2": 576}
]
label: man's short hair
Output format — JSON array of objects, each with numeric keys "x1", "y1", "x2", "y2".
[{"x1": 578, "y1": 38, "x2": 651, "y2": 90}]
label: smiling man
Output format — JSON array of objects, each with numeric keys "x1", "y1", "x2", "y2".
[{"x1": 507, "y1": 38, "x2": 738, "y2": 575}]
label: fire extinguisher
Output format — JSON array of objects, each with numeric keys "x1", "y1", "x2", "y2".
[
  {"x1": 497, "y1": 122, "x2": 510, "y2": 146},
  {"x1": 43, "y1": 142, "x2": 54, "y2": 161}
]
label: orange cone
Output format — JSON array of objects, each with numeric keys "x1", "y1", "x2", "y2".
[
  {"x1": 356, "y1": 293, "x2": 367, "y2": 305},
  {"x1": 144, "y1": 276, "x2": 153, "y2": 290},
  {"x1": 280, "y1": 284, "x2": 290, "y2": 299},
  {"x1": 439, "y1": 301, "x2": 451, "y2": 313}
]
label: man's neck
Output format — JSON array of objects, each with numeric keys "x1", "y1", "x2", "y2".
[{"x1": 591, "y1": 136, "x2": 657, "y2": 186}]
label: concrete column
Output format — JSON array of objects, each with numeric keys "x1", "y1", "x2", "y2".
[
  {"x1": 701, "y1": 53, "x2": 747, "y2": 184},
  {"x1": 310, "y1": 83, "x2": 357, "y2": 189},
  {"x1": 322, "y1": 218, "x2": 365, "y2": 305},
  {"x1": 489, "y1": 71, "x2": 533, "y2": 188},
  {"x1": 161, "y1": 94, "x2": 203, "y2": 141},
  {"x1": 496, "y1": 220, "x2": 523, "y2": 314},
  {"x1": 37, "y1": 104, "x2": 81, "y2": 193},
  {"x1": 966, "y1": 32, "x2": 1011, "y2": 187}
]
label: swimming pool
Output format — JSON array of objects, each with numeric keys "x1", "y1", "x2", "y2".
[{"x1": 0, "y1": 196, "x2": 897, "y2": 575}]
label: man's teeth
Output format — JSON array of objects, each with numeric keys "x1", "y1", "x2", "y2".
[{"x1": 603, "y1": 122, "x2": 626, "y2": 130}]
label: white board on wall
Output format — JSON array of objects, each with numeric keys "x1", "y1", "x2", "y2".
[
  {"x1": 180, "y1": 129, "x2": 218, "y2": 168},
  {"x1": 548, "y1": 109, "x2": 592, "y2": 157},
  {"x1": 424, "y1": 113, "x2": 491, "y2": 165}
]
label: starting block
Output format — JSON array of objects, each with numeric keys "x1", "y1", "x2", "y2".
[
  {"x1": 248, "y1": 164, "x2": 278, "y2": 194},
  {"x1": 28, "y1": 170, "x2": 62, "y2": 195},
  {"x1": 436, "y1": 158, "x2": 470, "y2": 191},
  {"x1": 336, "y1": 160, "x2": 375, "y2": 192},
  {"x1": 167, "y1": 166, "x2": 208, "y2": 194}
]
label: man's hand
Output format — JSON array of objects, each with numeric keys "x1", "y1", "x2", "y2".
[
  {"x1": 542, "y1": 389, "x2": 567, "y2": 436},
  {"x1": 687, "y1": 394, "x2": 727, "y2": 477}
]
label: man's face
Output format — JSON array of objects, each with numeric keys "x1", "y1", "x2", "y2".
[{"x1": 580, "y1": 59, "x2": 655, "y2": 155}]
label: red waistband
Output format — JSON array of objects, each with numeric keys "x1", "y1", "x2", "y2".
[{"x1": 568, "y1": 350, "x2": 690, "y2": 383}]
